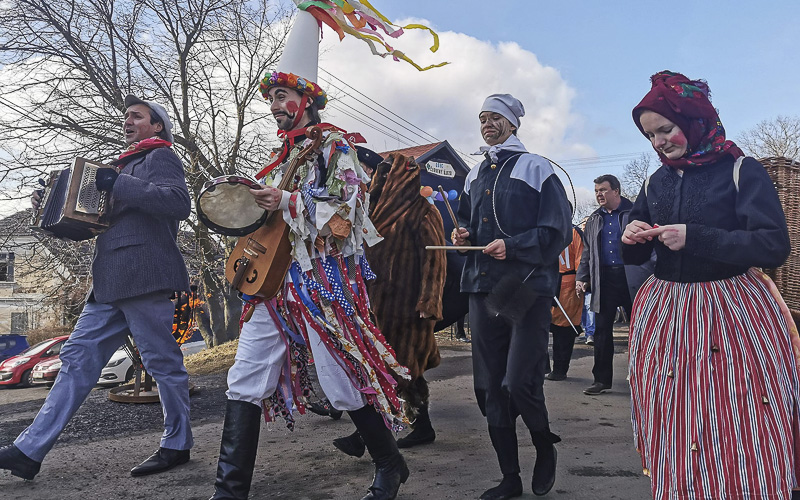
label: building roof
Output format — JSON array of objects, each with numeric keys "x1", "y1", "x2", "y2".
[
  {"x1": 380, "y1": 143, "x2": 442, "y2": 161},
  {"x1": 379, "y1": 140, "x2": 470, "y2": 176}
]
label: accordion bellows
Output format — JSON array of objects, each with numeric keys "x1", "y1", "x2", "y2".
[{"x1": 31, "y1": 157, "x2": 114, "y2": 241}]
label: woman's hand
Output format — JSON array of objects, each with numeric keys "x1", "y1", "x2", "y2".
[
  {"x1": 622, "y1": 220, "x2": 655, "y2": 245},
  {"x1": 637, "y1": 224, "x2": 687, "y2": 251},
  {"x1": 250, "y1": 186, "x2": 283, "y2": 211},
  {"x1": 483, "y1": 239, "x2": 506, "y2": 260}
]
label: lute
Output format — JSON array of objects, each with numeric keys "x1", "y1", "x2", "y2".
[{"x1": 225, "y1": 126, "x2": 323, "y2": 297}]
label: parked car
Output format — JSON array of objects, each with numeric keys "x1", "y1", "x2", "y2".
[
  {"x1": 0, "y1": 335, "x2": 69, "y2": 387},
  {"x1": 97, "y1": 345, "x2": 136, "y2": 387},
  {"x1": 97, "y1": 330, "x2": 206, "y2": 387},
  {"x1": 0, "y1": 334, "x2": 29, "y2": 362},
  {"x1": 31, "y1": 357, "x2": 62, "y2": 386}
]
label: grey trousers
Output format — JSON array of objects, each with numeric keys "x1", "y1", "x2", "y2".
[
  {"x1": 15, "y1": 291, "x2": 193, "y2": 462},
  {"x1": 470, "y1": 293, "x2": 553, "y2": 432}
]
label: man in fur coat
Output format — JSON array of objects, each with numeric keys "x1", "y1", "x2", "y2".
[{"x1": 333, "y1": 152, "x2": 447, "y2": 456}]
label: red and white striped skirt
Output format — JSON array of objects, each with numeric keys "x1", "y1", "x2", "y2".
[{"x1": 629, "y1": 269, "x2": 800, "y2": 500}]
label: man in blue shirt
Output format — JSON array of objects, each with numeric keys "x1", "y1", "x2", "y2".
[{"x1": 576, "y1": 175, "x2": 635, "y2": 395}]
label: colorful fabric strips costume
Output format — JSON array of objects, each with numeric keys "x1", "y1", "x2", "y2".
[{"x1": 241, "y1": 126, "x2": 410, "y2": 431}]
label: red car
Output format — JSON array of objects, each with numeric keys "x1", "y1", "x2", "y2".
[
  {"x1": 0, "y1": 335, "x2": 69, "y2": 387},
  {"x1": 31, "y1": 357, "x2": 63, "y2": 386}
]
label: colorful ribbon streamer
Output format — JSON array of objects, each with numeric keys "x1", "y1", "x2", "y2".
[{"x1": 293, "y1": 0, "x2": 448, "y2": 71}]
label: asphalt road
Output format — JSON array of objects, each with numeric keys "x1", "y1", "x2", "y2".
[{"x1": 0, "y1": 331, "x2": 651, "y2": 499}]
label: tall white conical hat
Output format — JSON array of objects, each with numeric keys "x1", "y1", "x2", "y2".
[
  {"x1": 279, "y1": 10, "x2": 319, "y2": 84},
  {"x1": 260, "y1": 10, "x2": 328, "y2": 109}
]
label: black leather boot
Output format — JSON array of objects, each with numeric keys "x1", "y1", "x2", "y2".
[
  {"x1": 349, "y1": 405, "x2": 409, "y2": 500},
  {"x1": 209, "y1": 400, "x2": 263, "y2": 500},
  {"x1": 333, "y1": 430, "x2": 366, "y2": 458},
  {"x1": 530, "y1": 430, "x2": 561, "y2": 496},
  {"x1": 396, "y1": 403, "x2": 436, "y2": 449},
  {"x1": 792, "y1": 490, "x2": 800, "y2": 500},
  {"x1": 0, "y1": 444, "x2": 41, "y2": 480},
  {"x1": 480, "y1": 426, "x2": 522, "y2": 500}
]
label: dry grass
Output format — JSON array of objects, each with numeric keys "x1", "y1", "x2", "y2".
[
  {"x1": 184, "y1": 339, "x2": 238, "y2": 376},
  {"x1": 24, "y1": 325, "x2": 73, "y2": 346},
  {"x1": 182, "y1": 331, "x2": 468, "y2": 378}
]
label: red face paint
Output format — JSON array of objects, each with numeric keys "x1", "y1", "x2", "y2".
[
  {"x1": 285, "y1": 101, "x2": 299, "y2": 114},
  {"x1": 669, "y1": 131, "x2": 687, "y2": 146}
]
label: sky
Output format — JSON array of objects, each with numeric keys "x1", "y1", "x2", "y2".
[
  {"x1": 1, "y1": 1, "x2": 798, "y2": 217},
  {"x1": 313, "y1": 0, "x2": 800, "y2": 206}
]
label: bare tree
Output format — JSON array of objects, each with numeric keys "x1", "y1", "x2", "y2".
[
  {"x1": 0, "y1": 0, "x2": 294, "y2": 346},
  {"x1": 621, "y1": 152, "x2": 657, "y2": 200},
  {"x1": 737, "y1": 115, "x2": 800, "y2": 160},
  {"x1": 572, "y1": 198, "x2": 596, "y2": 227}
]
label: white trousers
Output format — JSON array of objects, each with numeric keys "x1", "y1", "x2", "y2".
[{"x1": 226, "y1": 302, "x2": 366, "y2": 411}]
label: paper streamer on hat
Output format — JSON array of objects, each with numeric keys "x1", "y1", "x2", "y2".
[{"x1": 294, "y1": 0, "x2": 448, "y2": 71}]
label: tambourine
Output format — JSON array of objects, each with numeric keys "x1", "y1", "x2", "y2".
[{"x1": 196, "y1": 175, "x2": 266, "y2": 236}]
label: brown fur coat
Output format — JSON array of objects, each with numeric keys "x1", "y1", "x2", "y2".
[{"x1": 367, "y1": 154, "x2": 446, "y2": 385}]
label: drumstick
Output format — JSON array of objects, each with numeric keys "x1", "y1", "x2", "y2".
[
  {"x1": 425, "y1": 246, "x2": 487, "y2": 251},
  {"x1": 437, "y1": 185, "x2": 459, "y2": 227}
]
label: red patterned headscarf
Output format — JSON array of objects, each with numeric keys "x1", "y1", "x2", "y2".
[{"x1": 632, "y1": 71, "x2": 743, "y2": 168}]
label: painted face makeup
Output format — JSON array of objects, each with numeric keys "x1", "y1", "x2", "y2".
[
  {"x1": 479, "y1": 112, "x2": 515, "y2": 146},
  {"x1": 268, "y1": 87, "x2": 305, "y2": 131},
  {"x1": 638, "y1": 110, "x2": 689, "y2": 160}
]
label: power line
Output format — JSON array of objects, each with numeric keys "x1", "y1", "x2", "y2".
[
  {"x1": 320, "y1": 68, "x2": 439, "y2": 144},
  {"x1": 318, "y1": 67, "x2": 649, "y2": 173},
  {"x1": 326, "y1": 102, "x2": 418, "y2": 149},
  {"x1": 318, "y1": 67, "x2": 481, "y2": 166},
  {"x1": 326, "y1": 101, "x2": 419, "y2": 148}
]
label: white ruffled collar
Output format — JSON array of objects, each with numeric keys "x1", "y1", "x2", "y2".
[{"x1": 473, "y1": 134, "x2": 528, "y2": 162}]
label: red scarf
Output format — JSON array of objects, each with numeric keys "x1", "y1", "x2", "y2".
[
  {"x1": 112, "y1": 137, "x2": 173, "y2": 166},
  {"x1": 255, "y1": 123, "x2": 345, "y2": 180},
  {"x1": 632, "y1": 71, "x2": 743, "y2": 168}
]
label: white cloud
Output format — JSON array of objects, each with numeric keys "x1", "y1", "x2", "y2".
[{"x1": 316, "y1": 20, "x2": 595, "y2": 162}]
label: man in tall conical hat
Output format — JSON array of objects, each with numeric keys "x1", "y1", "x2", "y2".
[{"x1": 209, "y1": 10, "x2": 410, "y2": 500}]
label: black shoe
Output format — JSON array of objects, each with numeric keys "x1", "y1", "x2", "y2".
[
  {"x1": 545, "y1": 371, "x2": 567, "y2": 381},
  {"x1": 530, "y1": 431, "x2": 559, "y2": 496},
  {"x1": 130, "y1": 447, "x2": 190, "y2": 477},
  {"x1": 361, "y1": 454, "x2": 409, "y2": 500},
  {"x1": 397, "y1": 405, "x2": 436, "y2": 449},
  {"x1": 479, "y1": 473, "x2": 523, "y2": 500},
  {"x1": 307, "y1": 399, "x2": 344, "y2": 420},
  {"x1": 396, "y1": 426, "x2": 435, "y2": 449},
  {"x1": 0, "y1": 444, "x2": 41, "y2": 480},
  {"x1": 396, "y1": 426, "x2": 436, "y2": 448},
  {"x1": 333, "y1": 431, "x2": 366, "y2": 458},
  {"x1": 583, "y1": 382, "x2": 611, "y2": 395},
  {"x1": 532, "y1": 446, "x2": 556, "y2": 496}
]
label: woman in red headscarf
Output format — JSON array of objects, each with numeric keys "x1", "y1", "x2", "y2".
[{"x1": 622, "y1": 71, "x2": 800, "y2": 500}]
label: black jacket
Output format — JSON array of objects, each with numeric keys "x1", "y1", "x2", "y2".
[
  {"x1": 457, "y1": 148, "x2": 572, "y2": 296},
  {"x1": 622, "y1": 156, "x2": 790, "y2": 282}
]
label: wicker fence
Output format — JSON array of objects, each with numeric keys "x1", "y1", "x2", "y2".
[{"x1": 761, "y1": 156, "x2": 800, "y2": 321}]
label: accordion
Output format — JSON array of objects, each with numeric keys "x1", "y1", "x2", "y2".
[{"x1": 31, "y1": 157, "x2": 115, "y2": 241}]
